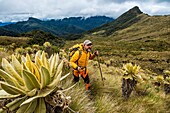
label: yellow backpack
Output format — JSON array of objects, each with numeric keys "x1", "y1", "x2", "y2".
[{"x1": 68, "y1": 43, "x2": 82, "y2": 61}]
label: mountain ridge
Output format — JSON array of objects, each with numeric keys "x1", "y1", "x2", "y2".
[
  {"x1": 86, "y1": 6, "x2": 148, "y2": 36},
  {"x1": 0, "y1": 16, "x2": 114, "y2": 38},
  {"x1": 65, "y1": 6, "x2": 170, "y2": 74}
]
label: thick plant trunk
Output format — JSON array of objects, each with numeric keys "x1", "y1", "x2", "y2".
[
  {"x1": 164, "y1": 84, "x2": 170, "y2": 94},
  {"x1": 121, "y1": 78, "x2": 137, "y2": 99},
  {"x1": 46, "y1": 103, "x2": 63, "y2": 113},
  {"x1": 46, "y1": 47, "x2": 52, "y2": 57}
]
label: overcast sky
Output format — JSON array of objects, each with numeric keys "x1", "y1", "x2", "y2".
[{"x1": 0, "y1": 0, "x2": 170, "y2": 22}]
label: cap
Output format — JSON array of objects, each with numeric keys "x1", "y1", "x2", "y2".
[{"x1": 83, "y1": 40, "x2": 92, "y2": 46}]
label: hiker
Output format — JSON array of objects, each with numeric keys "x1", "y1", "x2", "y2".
[{"x1": 69, "y1": 40, "x2": 99, "y2": 90}]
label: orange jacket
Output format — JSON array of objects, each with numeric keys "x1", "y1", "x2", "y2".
[{"x1": 70, "y1": 44, "x2": 95, "y2": 69}]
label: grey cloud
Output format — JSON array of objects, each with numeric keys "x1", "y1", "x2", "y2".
[
  {"x1": 0, "y1": 0, "x2": 170, "y2": 22},
  {"x1": 100, "y1": 0, "x2": 170, "y2": 3},
  {"x1": 156, "y1": 0, "x2": 170, "y2": 2}
]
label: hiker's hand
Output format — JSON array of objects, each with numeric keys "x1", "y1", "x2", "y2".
[
  {"x1": 94, "y1": 51, "x2": 99, "y2": 56},
  {"x1": 77, "y1": 66, "x2": 81, "y2": 71}
]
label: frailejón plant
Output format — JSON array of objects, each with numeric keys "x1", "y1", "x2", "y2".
[
  {"x1": 0, "y1": 50, "x2": 70, "y2": 113},
  {"x1": 121, "y1": 63, "x2": 141, "y2": 99},
  {"x1": 163, "y1": 70, "x2": 170, "y2": 94}
]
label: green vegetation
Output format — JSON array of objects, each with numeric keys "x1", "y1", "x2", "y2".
[
  {"x1": 66, "y1": 13, "x2": 170, "y2": 74},
  {"x1": 0, "y1": 16, "x2": 113, "y2": 38},
  {"x1": 0, "y1": 51, "x2": 70, "y2": 112},
  {"x1": 62, "y1": 60, "x2": 170, "y2": 113},
  {"x1": 0, "y1": 36, "x2": 29, "y2": 48},
  {"x1": 21, "y1": 30, "x2": 65, "y2": 47},
  {"x1": 0, "y1": 6, "x2": 170, "y2": 113}
]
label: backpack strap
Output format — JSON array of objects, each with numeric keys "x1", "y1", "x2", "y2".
[
  {"x1": 68, "y1": 47, "x2": 78, "y2": 61},
  {"x1": 75, "y1": 50, "x2": 82, "y2": 65}
]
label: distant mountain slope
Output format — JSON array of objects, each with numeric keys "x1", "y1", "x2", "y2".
[
  {"x1": 0, "y1": 22, "x2": 15, "y2": 26},
  {"x1": 89, "y1": 6, "x2": 170, "y2": 42},
  {"x1": 87, "y1": 6, "x2": 147, "y2": 36},
  {"x1": 77, "y1": 6, "x2": 170, "y2": 74},
  {"x1": 108, "y1": 15, "x2": 170, "y2": 42},
  {"x1": 0, "y1": 27, "x2": 18, "y2": 36},
  {"x1": 23, "y1": 30, "x2": 65, "y2": 47},
  {"x1": 0, "y1": 16, "x2": 114, "y2": 37}
]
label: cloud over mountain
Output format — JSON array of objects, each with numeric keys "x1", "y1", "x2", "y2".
[{"x1": 0, "y1": 0, "x2": 169, "y2": 22}]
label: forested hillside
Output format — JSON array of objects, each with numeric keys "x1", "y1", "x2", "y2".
[{"x1": 0, "y1": 16, "x2": 114, "y2": 39}]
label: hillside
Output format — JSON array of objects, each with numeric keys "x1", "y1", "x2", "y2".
[
  {"x1": 65, "y1": 6, "x2": 170, "y2": 74},
  {"x1": 0, "y1": 6, "x2": 170, "y2": 74},
  {"x1": 0, "y1": 6, "x2": 170, "y2": 113},
  {"x1": 87, "y1": 6, "x2": 145, "y2": 36},
  {"x1": 0, "y1": 22, "x2": 15, "y2": 26},
  {"x1": 0, "y1": 16, "x2": 114, "y2": 38},
  {"x1": 0, "y1": 27, "x2": 18, "y2": 36}
]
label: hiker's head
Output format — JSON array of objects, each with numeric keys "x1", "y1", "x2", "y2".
[{"x1": 83, "y1": 40, "x2": 92, "y2": 51}]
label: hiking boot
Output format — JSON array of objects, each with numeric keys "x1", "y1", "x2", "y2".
[{"x1": 85, "y1": 83, "x2": 90, "y2": 90}]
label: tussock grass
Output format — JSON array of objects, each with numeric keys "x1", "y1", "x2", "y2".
[
  {"x1": 61, "y1": 60, "x2": 170, "y2": 113},
  {"x1": 0, "y1": 36, "x2": 29, "y2": 47},
  {"x1": 64, "y1": 15, "x2": 170, "y2": 74},
  {"x1": 0, "y1": 51, "x2": 10, "y2": 67},
  {"x1": 61, "y1": 77, "x2": 96, "y2": 113},
  {"x1": 1, "y1": 14, "x2": 170, "y2": 112}
]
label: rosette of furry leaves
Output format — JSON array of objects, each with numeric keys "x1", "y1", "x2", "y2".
[{"x1": 0, "y1": 50, "x2": 70, "y2": 113}]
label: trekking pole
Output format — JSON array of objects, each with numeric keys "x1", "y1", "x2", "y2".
[{"x1": 96, "y1": 55, "x2": 104, "y2": 86}]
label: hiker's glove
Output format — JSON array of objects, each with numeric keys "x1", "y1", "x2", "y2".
[
  {"x1": 77, "y1": 66, "x2": 81, "y2": 71},
  {"x1": 94, "y1": 51, "x2": 99, "y2": 56}
]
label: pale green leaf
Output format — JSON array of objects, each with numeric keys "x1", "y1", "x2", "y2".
[
  {"x1": 21, "y1": 55, "x2": 26, "y2": 63},
  {"x1": 41, "y1": 51, "x2": 50, "y2": 70},
  {"x1": 34, "y1": 98, "x2": 46, "y2": 113},
  {"x1": 11, "y1": 54, "x2": 22, "y2": 75},
  {"x1": 31, "y1": 62, "x2": 41, "y2": 82},
  {"x1": 2, "y1": 58, "x2": 24, "y2": 85},
  {"x1": 47, "y1": 71, "x2": 62, "y2": 88},
  {"x1": 0, "y1": 69, "x2": 16, "y2": 86},
  {"x1": 49, "y1": 53, "x2": 56, "y2": 76},
  {"x1": 21, "y1": 87, "x2": 58, "y2": 106},
  {"x1": 40, "y1": 66, "x2": 51, "y2": 89},
  {"x1": 0, "y1": 69, "x2": 25, "y2": 91},
  {"x1": 35, "y1": 56, "x2": 43, "y2": 69},
  {"x1": 6, "y1": 96, "x2": 26, "y2": 111},
  {"x1": 0, "y1": 90, "x2": 20, "y2": 99},
  {"x1": 54, "y1": 60, "x2": 63, "y2": 78},
  {"x1": 22, "y1": 70, "x2": 40, "y2": 91},
  {"x1": 49, "y1": 54, "x2": 53, "y2": 64},
  {"x1": 26, "y1": 88, "x2": 37, "y2": 97},
  {"x1": 0, "y1": 81, "x2": 25, "y2": 95},
  {"x1": 60, "y1": 72, "x2": 70, "y2": 81},
  {"x1": 50, "y1": 54, "x2": 59, "y2": 76},
  {"x1": 35, "y1": 50, "x2": 42, "y2": 59},
  {"x1": 25, "y1": 53, "x2": 33, "y2": 72},
  {"x1": 54, "y1": 53, "x2": 60, "y2": 71},
  {"x1": 17, "y1": 99, "x2": 37, "y2": 113},
  {"x1": 22, "y1": 62, "x2": 30, "y2": 72}
]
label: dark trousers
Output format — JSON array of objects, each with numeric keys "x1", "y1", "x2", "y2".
[{"x1": 73, "y1": 74, "x2": 90, "y2": 84}]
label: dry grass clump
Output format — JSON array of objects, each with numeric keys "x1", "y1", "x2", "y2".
[
  {"x1": 61, "y1": 78, "x2": 96, "y2": 113},
  {"x1": 0, "y1": 36, "x2": 29, "y2": 47},
  {"x1": 0, "y1": 53, "x2": 170, "y2": 112},
  {"x1": 94, "y1": 94, "x2": 120, "y2": 113},
  {"x1": 88, "y1": 60, "x2": 169, "y2": 113},
  {"x1": 66, "y1": 87, "x2": 96, "y2": 113},
  {"x1": 0, "y1": 51, "x2": 10, "y2": 66},
  {"x1": 0, "y1": 51, "x2": 9, "y2": 58}
]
